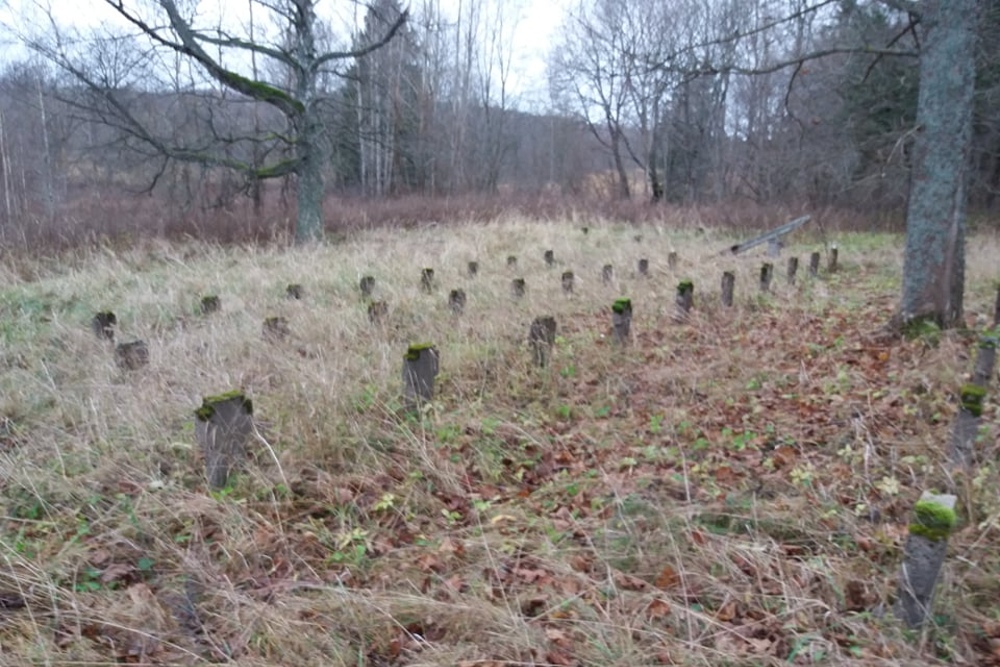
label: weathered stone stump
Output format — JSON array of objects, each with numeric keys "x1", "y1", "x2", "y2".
[
  {"x1": 950, "y1": 383, "x2": 987, "y2": 468},
  {"x1": 402, "y1": 344, "x2": 439, "y2": 412},
  {"x1": 895, "y1": 491, "x2": 958, "y2": 628},
  {"x1": 449, "y1": 289, "x2": 466, "y2": 315},
  {"x1": 360, "y1": 275, "x2": 376, "y2": 297},
  {"x1": 759, "y1": 263, "x2": 774, "y2": 293},
  {"x1": 368, "y1": 300, "x2": 389, "y2": 325},
  {"x1": 286, "y1": 284, "x2": 304, "y2": 300},
  {"x1": 667, "y1": 251, "x2": 678, "y2": 271},
  {"x1": 612, "y1": 298, "x2": 632, "y2": 346},
  {"x1": 602, "y1": 264, "x2": 614, "y2": 285},
  {"x1": 262, "y1": 316, "x2": 290, "y2": 342},
  {"x1": 544, "y1": 250, "x2": 555, "y2": 267},
  {"x1": 421, "y1": 268, "x2": 435, "y2": 293},
  {"x1": 721, "y1": 271, "x2": 735, "y2": 308},
  {"x1": 511, "y1": 278, "x2": 526, "y2": 299},
  {"x1": 562, "y1": 271, "x2": 575, "y2": 294},
  {"x1": 467, "y1": 261, "x2": 479, "y2": 277},
  {"x1": 92, "y1": 311, "x2": 117, "y2": 341},
  {"x1": 809, "y1": 252, "x2": 821, "y2": 277},
  {"x1": 674, "y1": 281, "x2": 694, "y2": 323},
  {"x1": 195, "y1": 391, "x2": 253, "y2": 489},
  {"x1": 767, "y1": 238, "x2": 781, "y2": 258},
  {"x1": 787, "y1": 257, "x2": 799, "y2": 285},
  {"x1": 828, "y1": 245, "x2": 839, "y2": 272},
  {"x1": 994, "y1": 284, "x2": 1000, "y2": 327},
  {"x1": 529, "y1": 316, "x2": 557, "y2": 367},
  {"x1": 199, "y1": 295, "x2": 221, "y2": 315},
  {"x1": 507, "y1": 255, "x2": 517, "y2": 268},
  {"x1": 638, "y1": 259, "x2": 649, "y2": 277},
  {"x1": 115, "y1": 340, "x2": 149, "y2": 371},
  {"x1": 973, "y1": 334, "x2": 997, "y2": 387}
]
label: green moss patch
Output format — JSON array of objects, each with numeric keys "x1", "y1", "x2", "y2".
[
  {"x1": 960, "y1": 383, "x2": 987, "y2": 417},
  {"x1": 405, "y1": 343, "x2": 436, "y2": 361},
  {"x1": 195, "y1": 390, "x2": 253, "y2": 421},
  {"x1": 612, "y1": 298, "x2": 632, "y2": 315},
  {"x1": 909, "y1": 497, "x2": 958, "y2": 542}
]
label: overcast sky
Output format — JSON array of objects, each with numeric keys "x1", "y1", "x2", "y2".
[{"x1": 1, "y1": 0, "x2": 573, "y2": 105}]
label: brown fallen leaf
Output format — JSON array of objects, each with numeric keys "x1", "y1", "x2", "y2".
[{"x1": 654, "y1": 565, "x2": 680, "y2": 590}]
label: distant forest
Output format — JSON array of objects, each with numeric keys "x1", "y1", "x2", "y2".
[{"x1": 1, "y1": 0, "x2": 999, "y2": 246}]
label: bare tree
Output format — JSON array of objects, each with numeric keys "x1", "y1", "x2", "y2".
[{"x1": 25, "y1": 0, "x2": 407, "y2": 242}]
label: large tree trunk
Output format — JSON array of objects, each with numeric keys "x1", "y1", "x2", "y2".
[
  {"x1": 296, "y1": 114, "x2": 324, "y2": 243},
  {"x1": 899, "y1": 0, "x2": 978, "y2": 328}
]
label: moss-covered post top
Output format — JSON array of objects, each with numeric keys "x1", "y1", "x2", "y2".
[
  {"x1": 677, "y1": 280, "x2": 694, "y2": 295},
  {"x1": 909, "y1": 491, "x2": 958, "y2": 542},
  {"x1": 960, "y1": 383, "x2": 987, "y2": 417},
  {"x1": 195, "y1": 390, "x2": 253, "y2": 422},
  {"x1": 405, "y1": 343, "x2": 436, "y2": 361},
  {"x1": 612, "y1": 298, "x2": 632, "y2": 314},
  {"x1": 979, "y1": 333, "x2": 999, "y2": 349}
]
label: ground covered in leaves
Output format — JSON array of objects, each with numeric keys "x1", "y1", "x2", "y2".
[{"x1": 1, "y1": 219, "x2": 999, "y2": 666}]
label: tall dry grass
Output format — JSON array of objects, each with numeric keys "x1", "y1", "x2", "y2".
[{"x1": 0, "y1": 218, "x2": 998, "y2": 665}]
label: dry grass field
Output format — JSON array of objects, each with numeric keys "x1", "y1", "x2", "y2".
[{"x1": 1, "y1": 216, "x2": 999, "y2": 666}]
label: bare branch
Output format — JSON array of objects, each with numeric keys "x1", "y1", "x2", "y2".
[{"x1": 313, "y1": 9, "x2": 409, "y2": 69}]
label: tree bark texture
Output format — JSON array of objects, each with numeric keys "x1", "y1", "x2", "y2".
[{"x1": 900, "y1": 0, "x2": 978, "y2": 328}]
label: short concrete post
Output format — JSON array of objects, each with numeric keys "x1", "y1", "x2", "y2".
[
  {"x1": 828, "y1": 245, "x2": 839, "y2": 273},
  {"x1": 92, "y1": 311, "x2": 117, "y2": 341},
  {"x1": 402, "y1": 344, "x2": 439, "y2": 412},
  {"x1": 544, "y1": 249, "x2": 555, "y2": 267},
  {"x1": 895, "y1": 491, "x2": 957, "y2": 628},
  {"x1": 360, "y1": 275, "x2": 376, "y2": 297},
  {"x1": 421, "y1": 268, "x2": 435, "y2": 293},
  {"x1": 602, "y1": 264, "x2": 614, "y2": 285},
  {"x1": 529, "y1": 316, "x2": 557, "y2": 367},
  {"x1": 467, "y1": 261, "x2": 479, "y2": 277},
  {"x1": 950, "y1": 383, "x2": 987, "y2": 468},
  {"x1": 262, "y1": 316, "x2": 290, "y2": 342},
  {"x1": 667, "y1": 251, "x2": 678, "y2": 271},
  {"x1": 994, "y1": 284, "x2": 1000, "y2": 327},
  {"x1": 721, "y1": 272, "x2": 735, "y2": 308},
  {"x1": 581, "y1": 226, "x2": 589, "y2": 235},
  {"x1": 809, "y1": 252, "x2": 821, "y2": 277},
  {"x1": 448, "y1": 289, "x2": 466, "y2": 315},
  {"x1": 115, "y1": 340, "x2": 149, "y2": 371},
  {"x1": 612, "y1": 298, "x2": 632, "y2": 346},
  {"x1": 368, "y1": 300, "x2": 388, "y2": 325},
  {"x1": 769, "y1": 237, "x2": 783, "y2": 258},
  {"x1": 286, "y1": 284, "x2": 304, "y2": 300},
  {"x1": 638, "y1": 259, "x2": 649, "y2": 277},
  {"x1": 972, "y1": 334, "x2": 998, "y2": 387},
  {"x1": 511, "y1": 278, "x2": 526, "y2": 299},
  {"x1": 199, "y1": 296, "x2": 220, "y2": 315},
  {"x1": 195, "y1": 391, "x2": 253, "y2": 489},
  {"x1": 507, "y1": 255, "x2": 517, "y2": 269},
  {"x1": 759, "y1": 263, "x2": 773, "y2": 293},
  {"x1": 674, "y1": 281, "x2": 694, "y2": 323},
  {"x1": 787, "y1": 257, "x2": 799, "y2": 285},
  {"x1": 561, "y1": 271, "x2": 575, "y2": 294}
]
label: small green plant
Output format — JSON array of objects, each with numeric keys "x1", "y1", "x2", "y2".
[
  {"x1": 374, "y1": 493, "x2": 398, "y2": 512},
  {"x1": 648, "y1": 414, "x2": 664, "y2": 433}
]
